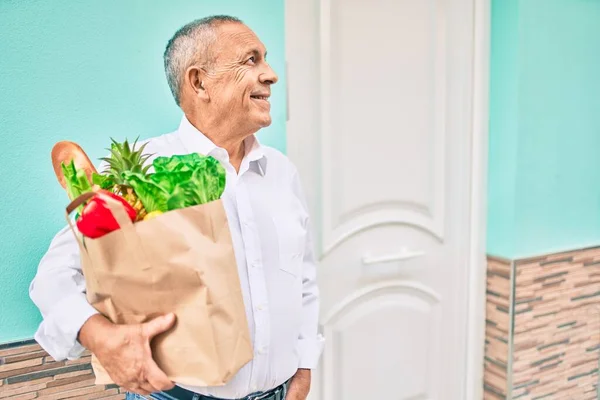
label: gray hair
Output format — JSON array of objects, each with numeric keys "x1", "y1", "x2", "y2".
[{"x1": 163, "y1": 15, "x2": 243, "y2": 106}]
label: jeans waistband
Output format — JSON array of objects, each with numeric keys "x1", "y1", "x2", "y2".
[{"x1": 155, "y1": 378, "x2": 290, "y2": 400}]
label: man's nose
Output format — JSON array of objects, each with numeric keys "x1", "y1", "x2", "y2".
[{"x1": 260, "y1": 63, "x2": 278, "y2": 85}]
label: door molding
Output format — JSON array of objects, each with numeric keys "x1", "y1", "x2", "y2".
[
  {"x1": 284, "y1": 0, "x2": 490, "y2": 398},
  {"x1": 463, "y1": 1, "x2": 490, "y2": 399}
]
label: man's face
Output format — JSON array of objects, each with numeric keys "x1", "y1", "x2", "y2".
[{"x1": 203, "y1": 23, "x2": 278, "y2": 132}]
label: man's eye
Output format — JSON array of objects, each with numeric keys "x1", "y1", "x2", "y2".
[{"x1": 246, "y1": 56, "x2": 256, "y2": 65}]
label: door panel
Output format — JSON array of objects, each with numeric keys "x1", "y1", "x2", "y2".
[
  {"x1": 321, "y1": 0, "x2": 448, "y2": 255},
  {"x1": 287, "y1": 0, "x2": 477, "y2": 398},
  {"x1": 323, "y1": 282, "x2": 441, "y2": 400}
]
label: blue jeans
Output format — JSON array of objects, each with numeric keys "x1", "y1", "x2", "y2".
[
  {"x1": 125, "y1": 386, "x2": 288, "y2": 400},
  {"x1": 126, "y1": 393, "x2": 182, "y2": 400}
]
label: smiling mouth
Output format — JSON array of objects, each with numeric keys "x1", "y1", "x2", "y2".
[{"x1": 251, "y1": 95, "x2": 270, "y2": 101}]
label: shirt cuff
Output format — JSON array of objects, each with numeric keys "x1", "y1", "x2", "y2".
[
  {"x1": 34, "y1": 293, "x2": 99, "y2": 361},
  {"x1": 297, "y1": 334, "x2": 325, "y2": 369}
]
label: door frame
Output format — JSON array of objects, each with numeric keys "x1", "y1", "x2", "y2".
[{"x1": 284, "y1": 0, "x2": 490, "y2": 398}]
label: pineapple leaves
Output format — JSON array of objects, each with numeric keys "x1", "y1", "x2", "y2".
[{"x1": 100, "y1": 136, "x2": 154, "y2": 192}]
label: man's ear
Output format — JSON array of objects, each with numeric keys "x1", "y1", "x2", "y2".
[{"x1": 185, "y1": 66, "x2": 209, "y2": 101}]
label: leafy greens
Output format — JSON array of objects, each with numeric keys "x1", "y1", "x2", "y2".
[
  {"x1": 121, "y1": 153, "x2": 226, "y2": 213},
  {"x1": 61, "y1": 160, "x2": 93, "y2": 201}
]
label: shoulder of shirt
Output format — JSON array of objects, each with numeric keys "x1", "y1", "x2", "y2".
[
  {"x1": 95, "y1": 129, "x2": 180, "y2": 170},
  {"x1": 136, "y1": 130, "x2": 180, "y2": 151},
  {"x1": 96, "y1": 130, "x2": 298, "y2": 177}
]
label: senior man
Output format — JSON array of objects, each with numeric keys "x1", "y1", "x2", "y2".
[{"x1": 30, "y1": 15, "x2": 323, "y2": 400}]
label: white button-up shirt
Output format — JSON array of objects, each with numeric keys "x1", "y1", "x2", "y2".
[{"x1": 29, "y1": 116, "x2": 324, "y2": 399}]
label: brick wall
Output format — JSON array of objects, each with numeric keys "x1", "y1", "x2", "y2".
[
  {"x1": 0, "y1": 339, "x2": 125, "y2": 399},
  {"x1": 484, "y1": 246, "x2": 600, "y2": 399},
  {"x1": 484, "y1": 256, "x2": 512, "y2": 399}
]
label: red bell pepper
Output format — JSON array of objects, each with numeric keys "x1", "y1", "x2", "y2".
[{"x1": 76, "y1": 191, "x2": 137, "y2": 238}]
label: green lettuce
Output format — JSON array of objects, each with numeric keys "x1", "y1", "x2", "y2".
[
  {"x1": 150, "y1": 170, "x2": 193, "y2": 193},
  {"x1": 121, "y1": 172, "x2": 170, "y2": 213},
  {"x1": 121, "y1": 153, "x2": 226, "y2": 213},
  {"x1": 91, "y1": 172, "x2": 115, "y2": 190},
  {"x1": 153, "y1": 153, "x2": 204, "y2": 173}
]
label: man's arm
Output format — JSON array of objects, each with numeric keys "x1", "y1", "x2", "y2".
[
  {"x1": 29, "y1": 225, "x2": 99, "y2": 361},
  {"x1": 30, "y1": 156, "x2": 117, "y2": 360}
]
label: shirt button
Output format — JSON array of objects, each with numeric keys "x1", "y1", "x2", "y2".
[{"x1": 257, "y1": 304, "x2": 264, "y2": 311}]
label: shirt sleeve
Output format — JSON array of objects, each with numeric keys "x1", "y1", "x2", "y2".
[
  {"x1": 290, "y1": 168, "x2": 325, "y2": 369},
  {"x1": 29, "y1": 224, "x2": 99, "y2": 361}
]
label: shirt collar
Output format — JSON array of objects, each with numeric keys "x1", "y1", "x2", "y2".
[{"x1": 176, "y1": 115, "x2": 267, "y2": 176}]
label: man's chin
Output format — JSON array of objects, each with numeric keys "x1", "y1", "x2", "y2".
[
  {"x1": 255, "y1": 114, "x2": 272, "y2": 128},
  {"x1": 244, "y1": 112, "x2": 272, "y2": 132}
]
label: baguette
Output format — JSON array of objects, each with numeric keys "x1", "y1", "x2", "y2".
[{"x1": 51, "y1": 141, "x2": 97, "y2": 189}]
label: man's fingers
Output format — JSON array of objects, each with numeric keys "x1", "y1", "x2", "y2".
[
  {"x1": 138, "y1": 380, "x2": 157, "y2": 396},
  {"x1": 127, "y1": 385, "x2": 151, "y2": 396},
  {"x1": 142, "y1": 313, "x2": 176, "y2": 339},
  {"x1": 145, "y1": 359, "x2": 175, "y2": 391}
]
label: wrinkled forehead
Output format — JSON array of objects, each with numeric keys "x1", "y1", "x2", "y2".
[{"x1": 213, "y1": 23, "x2": 267, "y2": 61}]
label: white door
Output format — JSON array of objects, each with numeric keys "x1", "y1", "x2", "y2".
[{"x1": 285, "y1": 0, "x2": 488, "y2": 399}]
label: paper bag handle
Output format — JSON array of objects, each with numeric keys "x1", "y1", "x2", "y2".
[
  {"x1": 66, "y1": 191, "x2": 96, "y2": 215},
  {"x1": 66, "y1": 190, "x2": 134, "y2": 229},
  {"x1": 65, "y1": 191, "x2": 94, "y2": 255},
  {"x1": 64, "y1": 192, "x2": 96, "y2": 286}
]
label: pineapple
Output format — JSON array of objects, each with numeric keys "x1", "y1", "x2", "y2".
[{"x1": 100, "y1": 137, "x2": 153, "y2": 221}]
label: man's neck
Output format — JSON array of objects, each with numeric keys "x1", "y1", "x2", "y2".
[{"x1": 187, "y1": 115, "x2": 250, "y2": 172}]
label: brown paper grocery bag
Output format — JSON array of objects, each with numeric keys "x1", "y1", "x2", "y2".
[{"x1": 66, "y1": 192, "x2": 253, "y2": 387}]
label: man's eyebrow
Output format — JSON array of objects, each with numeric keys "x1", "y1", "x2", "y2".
[{"x1": 242, "y1": 48, "x2": 267, "y2": 59}]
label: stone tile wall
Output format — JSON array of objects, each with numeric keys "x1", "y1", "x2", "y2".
[
  {"x1": 0, "y1": 339, "x2": 125, "y2": 399},
  {"x1": 484, "y1": 246, "x2": 600, "y2": 399},
  {"x1": 484, "y1": 256, "x2": 512, "y2": 399}
]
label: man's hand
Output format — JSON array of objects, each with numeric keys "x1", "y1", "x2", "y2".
[
  {"x1": 285, "y1": 369, "x2": 311, "y2": 400},
  {"x1": 78, "y1": 313, "x2": 176, "y2": 395}
]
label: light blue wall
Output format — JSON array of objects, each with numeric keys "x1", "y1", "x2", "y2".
[
  {"x1": 487, "y1": 0, "x2": 520, "y2": 258},
  {"x1": 488, "y1": 0, "x2": 600, "y2": 259},
  {"x1": 0, "y1": 0, "x2": 286, "y2": 343}
]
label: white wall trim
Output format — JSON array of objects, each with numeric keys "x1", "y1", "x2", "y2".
[{"x1": 463, "y1": 0, "x2": 490, "y2": 399}]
